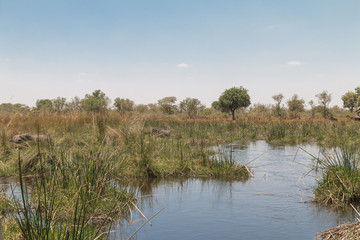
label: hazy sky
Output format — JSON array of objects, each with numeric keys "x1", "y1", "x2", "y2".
[{"x1": 1, "y1": 0, "x2": 359, "y2": 107}]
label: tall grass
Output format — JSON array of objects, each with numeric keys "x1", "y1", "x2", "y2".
[
  {"x1": 312, "y1": 144, "x2": 360, "y2": 206},
  {"x1": 8, "y1": 138, "x2": 134, "y2": 239},
  {"x1": 2, "y1": 114, "x2": 360, "y2": 179}
]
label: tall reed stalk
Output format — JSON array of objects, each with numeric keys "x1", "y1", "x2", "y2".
[{"x1": 312, "y1": 144, "x2": 360, "y2": 206}]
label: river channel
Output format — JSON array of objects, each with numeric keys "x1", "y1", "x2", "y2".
[
  {"x1": 0, "y1": 141, "x2": 357, "y2": 239},
  {"x1": 111, "y1": 140, "x2": 356, "y2": 240}
]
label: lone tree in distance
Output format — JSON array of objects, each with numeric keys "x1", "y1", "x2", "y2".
[{"x1": 218, "y1": 86, "x2": 251, "y2": 120}]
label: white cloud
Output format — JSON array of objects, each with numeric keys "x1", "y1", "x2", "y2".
[
  {"x1": 176, "y1": 63, "x2": 189, "y2": 68},
  {"x1": 78, "y1": 72, "x2": 86, "y2": 76},
  {"x1": 286, "y1": 61, "x2": 302, "y2": 67}
]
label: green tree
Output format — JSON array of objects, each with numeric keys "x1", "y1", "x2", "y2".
[
  {"x1": 158, "y1": 96, "x2": 177, "y2": 114},
  {"x1": 316, "y1": 91, "x2": 332, "y2": 118},
  {"x1": 272, "y1": 93, "x2": 284, "y2": 118},
  {"x1": 134, "y1": 104, "x2": 149, "y2": 113},
  {"x1": 248, "y1": 103, "x2": 272, "y2": 119},
  {"x1": 218, "y1": 86, "x2": 251, "y2": 120},
  {"x1": 287, "y1": 94, "x2": 305, "y2": 118},
  {"x1": 66, "y1": 96, "x2": 81, "y2": 112},
  {"x1": 35, "y1": 99, "x2": 54, "y2": 113},
  {"x1": 211, "y1": 101, "x2": 221, "y2": 111},
  {"x1": 147, "y1": 103, "x2": 159, "y2": 113},
  {"x1": 179, "y1": 98, "x2": 204, "y2": 118},
  {"x1": 52, "y1": 97, "x2": 67, "y2": 113},
  {"x1": 0, "y1": 103, "x2": 30, "y2": 113},
  {"x1": 355, "y1": 87, "x2": 360, "y2": 96},
  {"x1": 342, "y1": 91, "x2": 359, "y2": 112},
  {"x1": 114, "y1": 98, "x2": 134, "y2": 113},
  {"x1": 308, "y1": 100, "x2": 316, "y2": 118},
  {"x1": 81, "y1": 90, "x2": 110, "y2": 113}
]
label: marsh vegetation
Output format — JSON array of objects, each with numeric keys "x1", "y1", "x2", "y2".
[{"x1": 1, "y1": 87, "x2": 360, "y2": 239}]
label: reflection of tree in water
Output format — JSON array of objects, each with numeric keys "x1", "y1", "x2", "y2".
[
  {"x1": 228, "y1": 141, "x2": 251, "y2": 151},
  {"x1": 126, "y1": 177, "x2": 249, "y2": 215}
]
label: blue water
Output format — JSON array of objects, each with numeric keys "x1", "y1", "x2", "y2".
[{"x1": 110, "y1": 141, "x2": 356, "y2": 240}]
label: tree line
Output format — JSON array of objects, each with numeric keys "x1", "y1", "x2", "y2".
[{"x1": 0, "y1": 87, "x2": 357, "y2": 120}]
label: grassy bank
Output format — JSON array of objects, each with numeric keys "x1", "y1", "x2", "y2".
[
  {"x1": 0, "y1": 113, "x2": 252, "y2": 238},
  {"x1": 2, "y1": 114, "x2": 360, "y2": 178},
  {"x1": 0, "y1": 142, "x2": 135, "y2": 239},
  {"x1": 312, "y1": 144, "x2": 360, "y2": 207},
  {"x1": 1, "y1": 113, "x2": 360, "y2": 238}
]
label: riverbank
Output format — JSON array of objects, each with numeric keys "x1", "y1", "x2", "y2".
[
  {"x1": 1, "y1": 114, "x2": 360, "y2": 239},
  {"x1": 2, "y1": 115, "x2": 360, "y2": 178}
]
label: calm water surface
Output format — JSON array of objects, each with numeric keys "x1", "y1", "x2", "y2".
[
  {"x1": 111, "y1": 141, "x2": 356, "y2": 240},
  {"x1": 1, "y1": 141, "x2": 356, "y2": 239}
]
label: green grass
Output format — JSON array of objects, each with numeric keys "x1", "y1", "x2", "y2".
[
  {"x1": 312, "y1": 144, "x2": 360, "y2": 207},
  {"x1": 4, "y1": 138, "x2": 135, "y2": 239},
  {"x1": 2, "y1": 113, "x2": 360, "y2": 237}
]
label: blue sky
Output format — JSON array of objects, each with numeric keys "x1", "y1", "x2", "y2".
[{"x1": 0, "y1": 0, "x2": 359, "y2": 107}]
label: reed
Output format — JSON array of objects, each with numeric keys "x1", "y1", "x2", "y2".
[
  {"x1": 5, "y1": 137, "x2": 134, "y2": 239},
  {"x1": 312, "y1": 144, "x2": 360, "y2": 206}
]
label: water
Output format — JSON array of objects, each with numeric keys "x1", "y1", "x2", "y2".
[
  {"x1": 1, "y1": 141, "x2": 356, "y2": 239},
  {"x1": 111, "y1": 141, "x2": 356, "y2": 240}
]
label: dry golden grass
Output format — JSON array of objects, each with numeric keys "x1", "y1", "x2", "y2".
[{"x1": 317, "y1": 222, "x2": 360, "y2": 240}]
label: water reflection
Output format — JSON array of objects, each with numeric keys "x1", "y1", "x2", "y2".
[
  {"x1": 110, "y1": 141, "x2": 357, "y2": 240},
  {"x1": 1, "y1": 141, "x2": 357, "y2": 239}
]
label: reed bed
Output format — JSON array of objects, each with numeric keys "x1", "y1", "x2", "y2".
[
  {"x1": 312, "y1": 144, "x2": 360, "y2": 207},
  {"x1": 1, "y1": 113, "x2": 360, "y2": 238},
  {"x1": 2, "y1": 140, "x2": 135, "y2": 239}
]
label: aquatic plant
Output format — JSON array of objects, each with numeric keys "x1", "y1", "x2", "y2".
[
  {"x1": 7, "y1": 139, "x2": 134, "y2": 239},
  {"x1": 313, "y1": 144, "x2": 360, "y2": 206}
]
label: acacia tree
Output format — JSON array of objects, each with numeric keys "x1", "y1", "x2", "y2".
[
  {"x1": 287, "y1": 94, "x2": 305, "y2": 118},
  {"x1": 134, "y1": 104, "x2": 149, "y2": 113},
  {"x1": 341, "y1": 88, "x2": 360, "y2": 113},
  {"x1": 272, "y1": 93, "x2": 284, "y2": 118},
  {"x1": 66, "y1": 96, "x2": 81, "y2": 112},
  {"x1": 218, "y1": 86, "x2": 251, "y2": 120},
  {"x1": 35, "y1": 99, "x2": 54, "y2": 113},
  {"x1": 179, "y1": 97, "x2": 204, "y2": 118},
  {"x1": 211, "y1": 101, "x2": 221, "y2": 111},
  {"x1": 316, "y1": 91, "x2": 332, "y2": 118},
  {"x1": 81, "y1": 90, "x2": 110, "y2": 113},
  {"x1": 158, "y1": 96, "x2": 177, "y2": 114},
  {"x1": 0, "y1": 103, "x2": 30, "y2": 113},
  {"x1": 52, "y1": 97, "x2": 67, "y2": 113},
  {"x1": 114, "y1": 98, "x2": 134, "y2": 113},
  {"x1": 308, "y1": 100, "x2": 316, "y2": 118},
  {"x1": 341, "y1": 92, "x2": 358, "y2": 112}
]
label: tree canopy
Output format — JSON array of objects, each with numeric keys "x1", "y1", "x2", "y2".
[
  {"x1": 287, "y1": 94, "x2": 305, "y2": 118},
  {"x1": 218, "y1": 86, "x2": 251, "y2": 120},
  {"x1": 35, "y1": 99, "x2": 54, "y2": 113},
  {"x1": 81, "y1": 90, "x2": 110, "y2": 113},
  {"x1": 316, "y1": 91, "x2": 332, "y2": 118},
  {"x1": 158, "y1": 96, "x2": 177, "y2": 114},
  {"x1": 272, "y1": 93, "x2": 285, "y2": 118},
  {"x1": 342, "y1": 90, "x2": 360, "y2": 113},
  {"x1": 179, "y1": 97, "x2": 204, "y2": 118},
  {"x1": 114, "y1": 98, "x2": 134, "y2": 113}
]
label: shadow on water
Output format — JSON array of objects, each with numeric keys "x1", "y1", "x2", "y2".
[{"x1": 110, "y1": 140, "x2": 358, "y2": 240}]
